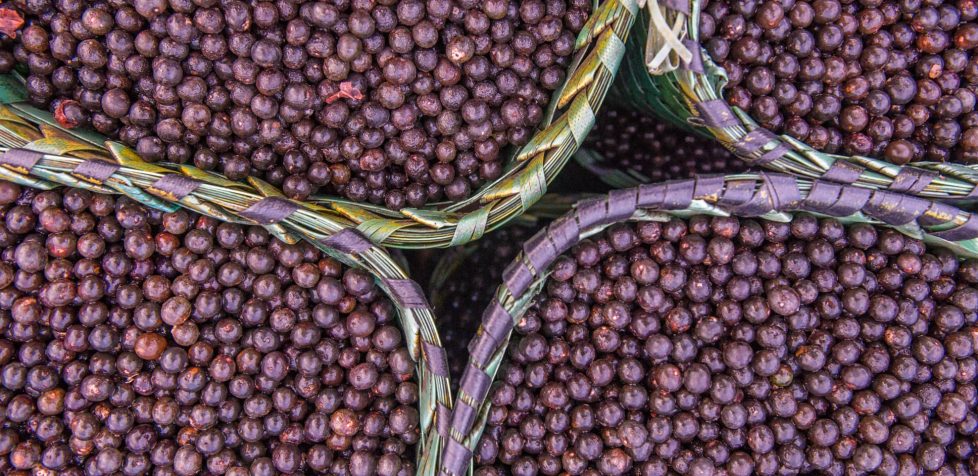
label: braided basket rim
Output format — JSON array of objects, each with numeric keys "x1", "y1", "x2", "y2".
[
  {"x1": 438, "y1": 172, "x2": 978, "y2": 475},
  {"x1": 0, "y1": 0, "x2": 637, "y2": 249},
  {"x1": 624, "y1": 0, "x2": 978, "y2": 200},
  {"x1": 0, "y1": 122, "x2": 452, "y2": 476}
]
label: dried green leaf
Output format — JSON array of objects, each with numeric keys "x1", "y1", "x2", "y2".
[
  {"x1": 399, "y1": 208, "x2": 454, "y2": 228},
  {"x1": 10, "y1": 103, "x2": 105, "y2": 147},
  {"x1": 0, "y1": 74, "x2": 28, "y2": 104},
  {"x1": 177, "y1": 165, "x2": 250, "y2": 189},
  {"x1": 247, "y1": 176, "x2": 287, "y2": 197},
  {"x1": 330, "y1": 202, "x2": 384, "y2": 224},
  {"x1": 24, "y1": 137, "x2": 101, "y2": 156},
  {"x1": 106, "y1": 142, "x2": 174, "y2": 174}
]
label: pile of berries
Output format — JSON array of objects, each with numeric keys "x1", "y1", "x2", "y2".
[
  {"x1": 584, "y1": 107, "x2": 745, "y2": 182},
  {"x1": 702, "y1": 0, "x2": 978, "y2": 164},
  {"x1": 6, "y1": 0, "x2": 590, "y2": 207},
  {"x1": 473, "y1": 215, "x2": 978, "y2": 475},
  {"x1": 0, "y1": 181, "x2": 420, "y2": 474}
]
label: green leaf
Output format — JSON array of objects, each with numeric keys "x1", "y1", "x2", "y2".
[
  {"x1": 356, "y1": 219, "x2": 412, "y2": 245},
  {"x1": 330, "y1": 202, "x2": 384, "y2": 224},
  {"x1": 924, "y1": 235, "x2": 978, "y2": 259},
  {"x1": 110, "y1": 183, "x2": 180, "y2": 212},
  {"x1": 264, "y1": 226, "x2": 301, "y2": 245},
  {"x1": 24, "y1": 137, "x2": 101, "y2": 156},
  {"x1": 0, "y1": 74, "x2": 28, "y2": 104},
  {"x1": 174, "y1": 196, "x2": 246, "y2": 224},
  {"x1": 0, "y1": 164, "x2": 57, "y2": 189}
]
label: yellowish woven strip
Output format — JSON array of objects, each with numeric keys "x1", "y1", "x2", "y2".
[{"x1": 643, "y1": 0, "x2": 692, "y2": 74}]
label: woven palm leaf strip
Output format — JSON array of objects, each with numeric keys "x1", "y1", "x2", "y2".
[
  {"x1": 0, "y1": 111, "x2": 455, "y2": 476},
  {"x1": 0, "y1": 0, "x2": 636, "y2": 249},
  {"x1": 621, "y1": 0, "x2": 978, "y2": 200},
  {"x1": 438, "y1": 172, "x2": 978, "y2": 475}
]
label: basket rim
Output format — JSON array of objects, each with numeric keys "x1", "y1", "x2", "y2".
[
  {"x1": 0, "y1": 0, "x2": 637, "y2": 249},
  {"x1": 313, "y1": 227, "x2": 454, "y2": 476},
  {"x1": 0, "y1": 95, "x2": 460, "y2": 471},
  {"x1": 438, "y1": 172, "x2": 978, "y2": 475},
  {"x1": 631, "y1": 1, "x2": 978, "y2": 200}
]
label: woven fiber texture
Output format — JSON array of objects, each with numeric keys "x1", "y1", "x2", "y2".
[
  {"x1": 438, "y1": 171, "x2": 978, "y2": 475},
  {"x1": 0, "y1": 0, "x2": 636, "y2": 249},
  {"x1": 0, "y1": 103, "x2": 455, "y2": 474},
  {"x1": 614, "y1": 0, "x2": 978, "y2": 200}
]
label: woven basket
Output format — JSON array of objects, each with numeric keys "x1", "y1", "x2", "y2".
[
  {"x1": 610, "y1": 1, "x2": 978, "y2": 200},
  {"x1": 0, "y1": 0, "x2": 636, "y2": 249},
  {"x1": 437, "y1": 172, "x2": 978, "y2": 475},
  {"x1": 426, "y1": 223, "x2": 545, "y2": 383},
  {"x1": 418, "y1": 195, "x2": 577, "y2": 384},
  {"x1": 0, "y1": 92, "x2": 454, "y2": 474}
]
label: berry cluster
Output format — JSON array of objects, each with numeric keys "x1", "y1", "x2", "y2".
[
  {"x1": 8, "y1": 0, "x2": 590, "y2": 207},
  {"x1": 474, "y1": 216, "x2": 978, "y2": 475},
  {"x1": 584, "y1": 107, "x2": 744, "y2": 181},
  {"x1": 701, "y1": 0, "x2": 978, "y2": 164},
  {"x1": 0, "y1": 182, "x2": 420, "y2": 475}
]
